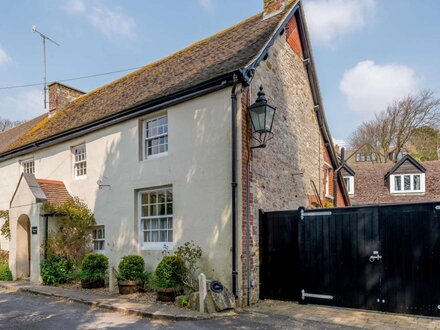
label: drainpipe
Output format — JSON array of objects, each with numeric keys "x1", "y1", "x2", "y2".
[
  {"x1": 245, "y1": 159, "x2": 251, "y2": 306},
  {"x1": 44, "y1": 215, "x2": 49, "y2": 259},
  {"x1": 231, "y1": 75, "x2": 239, "y2": 297},
  {"x1": 333, "y1": 148, "x2": 345, "y2": 207}
]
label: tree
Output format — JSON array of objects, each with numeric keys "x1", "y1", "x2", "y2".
[
  {"x1": 0, "y1": 117, "x2": 25, "y2": 132},
  {"x1": 410, "y1": 126, "x2": 439, "y2": 161},
  {"x1": 349, "y1": 90, "x2": 440, "y2": 163}
]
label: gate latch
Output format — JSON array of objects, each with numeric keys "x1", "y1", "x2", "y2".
[{"x1": 369, "y1": 251, "x2": 382, "y2": 263}]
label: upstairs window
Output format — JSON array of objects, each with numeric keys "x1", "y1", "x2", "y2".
[
  {"x1": 356, "y1": 153, "x2": 377, "y2": 162},
  {"x1": 143, "y1": 116, "x2": 168, "y2": 159},
  {"x1": 343, "y1": 176, "x2": 355, "y2": 195},
  {"x1": 73, "y1": 144, "x2": 87, "y2": 178},
  {"x1": 390, "y1": 174, "x2": 425, "y2": 194},
  {"x1": 21, "y1": 159, "x2": 35, "y2": 174}
]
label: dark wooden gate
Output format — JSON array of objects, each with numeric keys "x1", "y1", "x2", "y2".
[
  {"x1": 260, "y1": 202, "x2": 440, "y2": 317},
  {"x1": 259, "y1": 210, "x2": 300, "y2": 301}
]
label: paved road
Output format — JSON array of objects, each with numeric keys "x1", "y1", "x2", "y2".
[{"x1": 0, "y1": 290, "x2": 344, "y2": 330}]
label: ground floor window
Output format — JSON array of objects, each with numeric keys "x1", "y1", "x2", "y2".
[
  {"x1": 92, "y1": 226, "x2": 105, "y2": 251},
  {"x1": 139, "y1": 187, "x2": 173, "y2": 249}
]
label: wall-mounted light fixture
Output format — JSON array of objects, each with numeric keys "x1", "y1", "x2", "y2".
[{"x1": 248, "y1": 85, "x2": 276, "y2": 149}]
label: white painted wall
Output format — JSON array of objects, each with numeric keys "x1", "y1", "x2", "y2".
[{"x1": 1, "y1": 88, "x2": 234, "y2": 287}]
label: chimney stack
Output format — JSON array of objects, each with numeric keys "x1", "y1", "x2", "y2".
[
  {"x1": 48, "y1": 82, "x2": 85, "y2": 117},
  {"x1": 263, "y1": 0, "x2": 288, "y2": 20}
]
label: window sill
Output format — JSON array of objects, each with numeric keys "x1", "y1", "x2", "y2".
[
  {"x1": 140, "y1": 242, "x2": 173, "y2": 251},
  {"x1": 74, "y1": 175, "x2": 87, "y2": 180},
  {"x1": 325, "y1": 195, "x2": 334, "y2": 200},
  {"x1": 391, "y1": 191, "x2": 425, "y2": 195},
  {"x1": 143, "y1": 152, "x2": 168, "y2": 161}
]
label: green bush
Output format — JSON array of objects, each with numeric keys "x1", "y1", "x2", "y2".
[
  {"x1": 151, "y1": 256, "x2": 185, "y2": 289},
  {"x1": 117, "y1": 255, "x2": 148, "y2": 282},
  {"x1": 41, "y1": 255, "x2": 75, "y2": 285},
  {"x1": 78, "y1": 253, "x2": 108, "y2": 282},
  {"x1": 0, "y1": 262, "x2": 12, "y2": 281}
]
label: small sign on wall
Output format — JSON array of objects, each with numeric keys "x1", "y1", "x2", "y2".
[{"x1": 31, "y1": 227, "x2": 38, "y2": 235}]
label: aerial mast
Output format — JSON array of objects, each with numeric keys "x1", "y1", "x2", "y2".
[{"x1": 32, "y1": 25, "x2": 59, "y2": 109}]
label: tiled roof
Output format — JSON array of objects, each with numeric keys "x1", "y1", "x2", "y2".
[
  {"x1": 36, "y1": 179, "x2": 72, "y2": 205},
  {"x1": 0, "y1": 4, "x2": 293, "y2": 156},
  {"x1": 350, "y1": 161, "x2": 440, "y2": 205},
  {"x1": 0, "y1": 115, "x2": 47, "y2": 154}
]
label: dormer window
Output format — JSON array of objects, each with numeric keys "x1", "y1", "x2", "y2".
[
  {"x1": 386, "y1": 155, "x2": 426, "y2": 195},
  {"x1": 21, "y1": 159, "x2": 35, "y2": 174},
  {"x1": 390, "y1": 174, "x2": 425, "y2": 194}
]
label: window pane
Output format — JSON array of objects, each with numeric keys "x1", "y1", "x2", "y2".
[
  {"x1": 144, "y1": 231, "x2": 151, "y2": 243},
  {"x1": 413, "y1": 175, "x2": 421, "y2": 190},
  {"x1": 141, "y1": 193, "x2": 148, "y2": 204},
  {"x1": 159, "y1": 203, "x2": 166, "y2": 215},
  {"x1": 158, "y1": 192, "x2": 166, "y2": 203},
  {"x1": 142, "y1": 206, "x2": 149, "y2": 217},
  {"x1": 151, "y1": 231, "x2": 159, "y2": 242},
  {"x1": 168, "y1": 230, "x2": 173, "y2": 242},
  {"x1": 395, "y1": 176, "x2": 401, "y2": 191},
  {"x1": 404, "y1": 175, "x2": 411, "y2": 191}
]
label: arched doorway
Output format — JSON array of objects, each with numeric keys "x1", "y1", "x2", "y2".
[{"x1": 16, "y1": 215, "x2": 31, "y2": 278}]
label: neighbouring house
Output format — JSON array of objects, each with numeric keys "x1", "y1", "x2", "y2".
[
  {"x1": 0, "y1": 0, "x2": 349, "y2": 305},
  {"x1": 342, "y1": 154, "x2": 440, "y2": 205}
]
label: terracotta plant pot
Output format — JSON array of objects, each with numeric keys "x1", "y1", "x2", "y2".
[
  {"x1": 81, "y1": 279, "x2": 105, "y2": 289},
  {"x1": 118, "y1": 280, "x2": 140, "y2": 295},
  {"x1": 156, "y1": 288, "x2": 184, "y2": 302}
]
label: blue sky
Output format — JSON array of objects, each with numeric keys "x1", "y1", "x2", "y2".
[{"x1": 0, "y1": 0, "x2": 439, "y2": 143}]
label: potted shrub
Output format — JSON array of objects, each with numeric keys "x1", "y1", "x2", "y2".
[
  {"x1": 117, "y1": 255, "x2": 148, "y2": 295},
  {"x1": 151, "y1": 255, "x2": 185, "y2": 302},
  {"x1": 78, "y1": 253, "x2": 108, "y2": 289}
]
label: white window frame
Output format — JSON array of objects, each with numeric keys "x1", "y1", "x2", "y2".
[
  {"x1": 143, "y1": 115, "x2": 168, "y2": 160},
  {"x1": 21, "y1": 158, "x2": 35, "y2": 174},
  {"x1": 343, "y1": 176, "x2": 355, "y2": 195},
  {"x1": 390, "y1": 173, "x2": 425, "y2": 194},
  {"x1": 138, "y1": 187, "x2": 173, "y2": 250},
  {"x1": 72, "y1": 144, "x2": 87, "y2": 179},
  {"x1": 91, "y1": 226, "x2": 105, "y2": 252},
  {"x1": 325, "y1": 167, "x2": 332, "y2": 198}
]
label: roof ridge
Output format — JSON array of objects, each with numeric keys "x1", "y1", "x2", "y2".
[{"x1": 50, "y1": 11, "x2": 266, "y2": 115}]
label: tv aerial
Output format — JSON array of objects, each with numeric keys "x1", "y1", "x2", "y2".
[{"x1": 32, "y1": 25, "x2": 60, "y2": 109}]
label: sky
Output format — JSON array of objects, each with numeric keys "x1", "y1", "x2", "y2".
[{"x1": 0, "y1": 0, "x2": 439, "y2": 144}]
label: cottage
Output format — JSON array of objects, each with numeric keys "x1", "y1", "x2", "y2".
[
  {"x1": 0, "y1": 0, "x2": 348, "y2": 305},
  {"x1": 343, "y1": 154, "x2": 440, "y2": 205}
]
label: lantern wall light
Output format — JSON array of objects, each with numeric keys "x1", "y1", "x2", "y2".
[{"x1": 248, "y1": 85, "x2": 276, "y2": 149}]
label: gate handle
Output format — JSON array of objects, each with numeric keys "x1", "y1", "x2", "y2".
[{"x1": 369, "y1": 251, "x2": 382, "y2": 263}]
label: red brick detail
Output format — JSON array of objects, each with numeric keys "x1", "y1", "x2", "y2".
[
  {"x1": 285, "y1": 16, "x2": 303, "y2": 58},
  {"x1": 321, "y1": 143, "x2": 348, "y2": 207},
  {"x1": 240, "y1": 86, "x2": 254, "y2": 306},
  {"x1": 48, "y1": 82, "x2": 85, "y2": 116}
]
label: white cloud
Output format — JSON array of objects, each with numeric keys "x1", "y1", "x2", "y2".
[
  {"x1": 65, "y1": 0, "x2": 136, "y2": 39},
  {"x1": 199, "y1": 0, "x2": 213, "y2": 9},
  {"x1": 304, "y1": 0, "x2": 376, "y2": 45},
  {"x1": 0, "y1": 46, "x2": 12, "y2": 68},
  {"x1": 0, "y1": 89, "x2": 45, "y2": 121},
  {"x1": 339, "y1": 60, "x2": 418, "y2": 117}
]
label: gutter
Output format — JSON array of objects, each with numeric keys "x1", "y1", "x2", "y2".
[
  {"x1": 0, "y1": 73, "x2": 235, "y2": 162},
  {"x1": 296, "y1": 4, "x2": 351, "y2": 206}
]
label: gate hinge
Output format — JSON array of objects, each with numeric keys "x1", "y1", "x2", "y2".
[{"x1": 301, "y1": 289, "x2": 334, "y2": 301}]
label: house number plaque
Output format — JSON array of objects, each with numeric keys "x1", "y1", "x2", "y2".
[{"x1": 31, "y1": 227, "x2": 38, "y2": 235}]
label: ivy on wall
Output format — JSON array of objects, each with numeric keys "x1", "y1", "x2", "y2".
[{"x1": 0, "y1": 210, "x2": 10, "y2": 240}]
